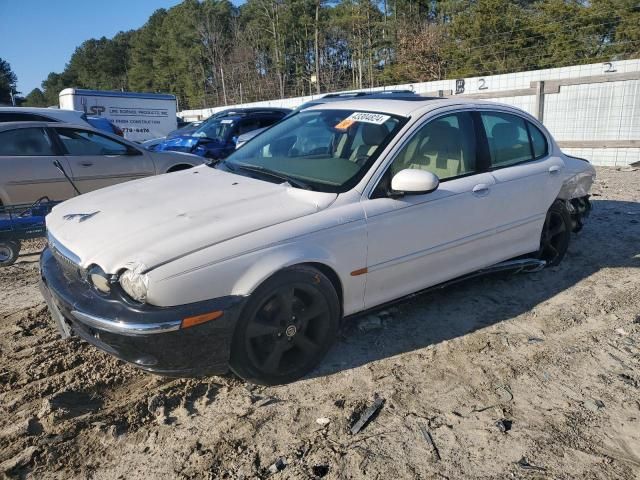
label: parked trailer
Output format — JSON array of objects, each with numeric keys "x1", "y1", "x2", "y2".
[{"x1": 59, "y1": 88, "x2": 177, "y2": 142}]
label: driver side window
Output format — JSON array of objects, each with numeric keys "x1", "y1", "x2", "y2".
[{"x1": 389, "y1": 112, "x2": 477, "y2": 181}]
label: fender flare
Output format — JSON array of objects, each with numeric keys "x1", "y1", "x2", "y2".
[{"x1": 230, "y1": 244, "x2": 343, "y2": 299}]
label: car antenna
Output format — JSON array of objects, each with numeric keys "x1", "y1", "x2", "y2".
[{"x1": 53, "y1": 160, "x2": 82, "y2": 196}]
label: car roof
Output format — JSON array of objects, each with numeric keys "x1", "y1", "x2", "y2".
[
  {"x1": 305, "y1": 97, "x2": 516, "y2": 117},
  {"x1": 293, "y1": 92, "x2": 433, "y2": 111},
  {"x1": 0, "y1": 120, "x2": 87, "y2": 131},
  {"x1": 214, "y1": 107, "x2": 291, "y2": 117},
  {"x1": 322, "y1": 89, "x2": 416, "y2": 98},
  {"x1": 0, "y1": 121, "x2": 138, "y2": 145},
  {"x1": 0, "y1": 106, "x2": 85, "y2": 116}
]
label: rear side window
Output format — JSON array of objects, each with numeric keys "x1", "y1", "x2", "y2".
[
  {"x1": 0, "y1": 112, "x2": 55, "y2": 122},
  {"x1": 528, "y1": 122, "x2": 548, "y2": 158},
  {"x1": 0, "y1": 127, "x2": 56, "y2": 156},
  {"x1": 480, "y1": 112, "x2": 532, "y2": 168}
]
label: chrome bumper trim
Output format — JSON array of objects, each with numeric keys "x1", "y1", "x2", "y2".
[{"x1": 71, "y1": 310, "x2": 181, "y2": 336}]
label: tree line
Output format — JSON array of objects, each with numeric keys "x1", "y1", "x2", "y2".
[{"x1": 10, "y1": 0, "x2": 640, "y2": 110}]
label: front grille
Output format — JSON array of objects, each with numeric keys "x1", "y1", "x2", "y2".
[{"x1": 48, "y1": 235, "x2": 86, "y2": 283}]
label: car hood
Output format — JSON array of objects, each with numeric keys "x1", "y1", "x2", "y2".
[
  {"x1": 155, "y1": 135, "x2": 200, "y2": 152},
  {"x1": 46, "y1": 165, "x2": 337, "y2": 273}
]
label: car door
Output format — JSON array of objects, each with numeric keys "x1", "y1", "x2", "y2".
[
  {"x1": 478, "y1": 110, "x2": 565, "y2": 259},
  {"x1": 362, "y1": 110, "x2": 502, "y2": 309},
  {"x1": 52, "y1": 126, "x2": 155, "y2": 194},
  {"x1": 0, "y1": 126, "x2": 75, "y2": 205}
]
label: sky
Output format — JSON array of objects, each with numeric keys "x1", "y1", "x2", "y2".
[{"x1": 0, "y1": 0, "x2": 185, "y2": 95}]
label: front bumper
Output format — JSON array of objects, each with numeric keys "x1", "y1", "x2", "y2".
[{"x1": 39, "y1": 247, "x2": 246, "y2": 376}]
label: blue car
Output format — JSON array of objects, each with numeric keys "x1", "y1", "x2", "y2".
[{"x1": 153, "y1": 108, "x2": 290, "y2": 160}]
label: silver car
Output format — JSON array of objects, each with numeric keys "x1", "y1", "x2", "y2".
[
  {"x1": 0, "y1": 107, "x2": 91, "y2": 125},
  {"x1": 0, "y1": 122, "x2": 205, "y2": 205}
]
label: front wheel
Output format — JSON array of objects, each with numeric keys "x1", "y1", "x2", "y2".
[
  {"x1": 229, "y1": 266, "x2": 340, "y2": 385},
  {"x1": 538, "y1": 200, "x2": 572, "y2": 267},
  {"x1": 0, "y1": 240, "x2": 21, "y2": 267}
]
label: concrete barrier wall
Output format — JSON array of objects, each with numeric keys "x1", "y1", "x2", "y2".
[{"x1": 180, "y1": 59, "x2": 640, "y2": 166}]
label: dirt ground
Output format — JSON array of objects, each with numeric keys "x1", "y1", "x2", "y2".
[{"x1": 1, "y1": 167, "x2": 639, "y2": 480}]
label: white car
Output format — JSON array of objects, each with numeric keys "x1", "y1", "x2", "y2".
[{"x1": 40, "y1": 99, "x2": 595, "y2": 385}]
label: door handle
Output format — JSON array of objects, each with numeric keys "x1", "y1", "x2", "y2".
[
  {"x1": 472, "y1": 184, "x2": 490, "y2": 196},
  {"x1": 79, "y1": 162, "x2": 94, "y2": 167},
  {"x1": 548, "y1": 165, "x2": 561, "y2": 174}
]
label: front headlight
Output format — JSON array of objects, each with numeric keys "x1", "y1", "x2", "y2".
[
  {"x1": 88, "y1": 265, "x2": 111, "y2": 294},
  {"x1": 119, "y1": 268, "x2": 149, "y2": 303}
]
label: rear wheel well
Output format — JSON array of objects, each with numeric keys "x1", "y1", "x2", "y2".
[
  {"x1": 299, "y1": 262, "x2": 344, "y2": 317},
  {"x1": 166, "y1": 164, "x2": 193, "y2": 173}
]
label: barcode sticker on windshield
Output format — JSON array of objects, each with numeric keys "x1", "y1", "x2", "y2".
[{"x1": 346, "y1": 112, "x2": 391, "y2": 125}]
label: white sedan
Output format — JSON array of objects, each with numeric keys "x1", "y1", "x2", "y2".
[{"x1": 40, "y1": 99, "x2": 595, "y2": 385}]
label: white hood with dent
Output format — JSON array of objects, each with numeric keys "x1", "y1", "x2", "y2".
[{"x1": 46, "y1": 166, "x2": 337, "y2": 273}]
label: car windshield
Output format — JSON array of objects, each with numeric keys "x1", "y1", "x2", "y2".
[
  {"x1": 192, "y1": 118, "x2": 235, "y2": 140},
  {"x1": 221, "y1": 109, "x2": 405, "y2": 192}
]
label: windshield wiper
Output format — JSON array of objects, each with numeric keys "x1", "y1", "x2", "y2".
[{"x1": 233, "y1": 164, "x2": 312, "y2": 190}]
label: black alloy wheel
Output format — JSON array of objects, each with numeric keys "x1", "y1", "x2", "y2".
[
  {"x1": 538, "y1": 200, "x2": 571, "y2": 267},
  {"x1": 229, "y1": 266, "x2": 340, "y2": 385}
]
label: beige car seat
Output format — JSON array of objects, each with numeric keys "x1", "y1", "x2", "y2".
[
  {"x1": 400, "y1": 121, "x2": 465, "y2": 179},
  {"x1": 349, "y1": 123, "x2": 388, "y2": 162}
]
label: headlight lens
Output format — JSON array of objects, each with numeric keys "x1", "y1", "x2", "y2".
[
  {"x1": 119, "y1": 268, "x2": 149, "y2": 303},
  {"x1": 88, "y1": 265, "x2": 111, "y2": 294}
]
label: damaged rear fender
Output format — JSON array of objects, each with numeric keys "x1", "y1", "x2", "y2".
[{"x1": 557, "y1": 156, "x2": 596, "y2": 200}]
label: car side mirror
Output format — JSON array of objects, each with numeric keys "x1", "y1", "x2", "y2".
[{"x1": 390, "y1": 169, "x2": 439, "y2": 196}]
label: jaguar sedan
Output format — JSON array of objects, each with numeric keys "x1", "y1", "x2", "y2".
[{"x1": 40, "y1": 98, "x2": 595, "y2": 385}]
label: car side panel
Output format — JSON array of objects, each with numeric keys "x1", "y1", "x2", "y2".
[
  {"x1": 487, "y1": 156, "x2": 565, "y2": 257},
  {"x1": 146, "y1": 202, "x2": 368, "y2": 314},
  {"x1": 0, "y1": 154, "x2": 76, "y2": 204},
  {"x1": 65, "y1": 153, "x2": 155, "y2": 193},
  {"x1": 148, "y1": 151, "x2": 204, "y2": 173},
  {"x1": 362, "y1": 173, "x2": 506, "y2": 308}
]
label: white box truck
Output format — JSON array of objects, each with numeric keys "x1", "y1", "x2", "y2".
[{"x1": 59, "y1": 88, "x2": 177, "y2": 142}]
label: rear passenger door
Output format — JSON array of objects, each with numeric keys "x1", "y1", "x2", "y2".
[
  {"x1": 478, "y1": 110, "x2": 565, "y2": 258},
  {"x1": 53, "y1": 127, "x2": 154, "y2": 194},
  {"x1": 0, "y1": 126, "x2": 75, "y2": 204}
]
